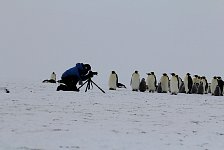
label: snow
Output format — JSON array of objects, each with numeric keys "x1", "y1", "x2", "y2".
[{"x1": 1, "y1": 81, "x2": 224, "y2": 150}]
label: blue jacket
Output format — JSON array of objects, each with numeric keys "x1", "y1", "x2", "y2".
[{"x1": 62, "y1": 63, "x2": 85, "y2": 80}]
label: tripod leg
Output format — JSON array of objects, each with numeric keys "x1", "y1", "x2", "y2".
[
  {"x1": 78, "y1": 80, "x2": 88, "y2": 90},
  {"x1": 85, "y1": 80, "x2": 92, "y2": 92},
  {"x1": 91, "y1": 80, "x2": 106, "y2": 93}
]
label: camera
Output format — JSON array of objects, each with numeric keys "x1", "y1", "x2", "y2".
[{"x1": 89, "y1": 71, "x2": 98, "y2": 76}]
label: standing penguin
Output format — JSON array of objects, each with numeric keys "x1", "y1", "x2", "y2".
[
  {"x1": 177, "y1": 75, "x2": 183, "y2": 89},
  {"x1": 50, "y1": 72, "x2": 57, "y2": 83},
  {"x1": 179, "y1": 82, "x2": 185, "y2": 93},
  {"x1": 184, "y1": 73, "x2": 193, "y2": 94},
  {"x1": 130, "y1": 71, "x2": 140, "y2": 91},
  {"x1": 193, "y1": 75, "x2": 200, "y2": 85},
  {"x1": 191, "y1": 83, "x2": 198, "y2": 94},
  {"x1": 211, "y1": 76, "x2": 218, "y2": 95},
  {"x1": 201, "y1": 76, "x2": 208, "y2": 94},
  {"x1": 108, "y1": 71, "x2": 118, "y2": 90},
  {"x1": 217, "y1": 77, "x2": 224, "y2": 96},
  {"x1": 157, "y1": 82, "x2": 162, "y2": 93},
  {"x1": 208, "y1": 83, "x2": 211, "y2": 94},
  {"x1": 214, "y1": 85, "x2": 221, "y2": 96},
  {"x1": 170, "y1": 73, "x2": 179, "y2": 95},
  {"x1": 197, "y1": 82, "x2": 204, "y2": 94},
  {"x1": 160, "y1": 73, "x2": 169, "y2": 93},
  {"x1": 139, "y1": 78, "x2": 147, "y2": 92},
  {"x1": 146, "y1": 72, "x2": 157, "y2": 93}
]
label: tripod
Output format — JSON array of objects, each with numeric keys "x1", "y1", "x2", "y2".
[{"x1": 78, "y1": 78, "x2": 105, "y2": 93}]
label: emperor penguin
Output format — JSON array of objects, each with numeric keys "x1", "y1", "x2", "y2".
[
  {"x1": 179, "y1": 82, "x2": 185, "y2": 93},
  {"x1": 191, "y1": 83, "x2": 198, "y2": 94},
  {"x1": 131, "y1": 71, "x2": 140, "y2": 91},
  {"x1": 170, "y1": 73, "x2": 179, "y2": 95},
  {"x1": 214, "y1": 85, "x2": 221, "y2": 96},
  {"x1": 217, "y1": 77, "x2": 224, "y2": 96},
  {"x1": 184, "y1": 73, "x2": 193, "y2": 94},
  {"x1": 208, "y1": 83, "x2": 211, "y2": 93},
  {"x1": 157, "y1": 82, "x2": 162, "y2": 93},
  {"x1": 160, "y1": 73, "x2": 169, "y2": 93},
  {"x1": 146, "y1": 72, "x2": 157, "y2": 93},
  {"x1": 50, "y1": 72, "x2": 56, "y2": 82},
  {"x1": 192, "y1": 75, "x2": 199, "y2": 85},
  {"x1": 42, "y1": 72, "x2": 57, "y2": 83},
  {"x1": 177, "y1": 75, "x2": 183, "y2": 89},
  {"x1": 201, "y1": 76, "x2": 208, "y2": 94},
  {"x1": 108, "y1": 71, "x2": 118, "y2": 90},
  {"x1": 139, "y1": 78, "x2": 147, "y2": 92},
  {"x1": 211, "y1": 76, "x2": 218, "y2": 95},
  {"x1": 197, "y1": 82, "x2": 204, "y2": 94}
]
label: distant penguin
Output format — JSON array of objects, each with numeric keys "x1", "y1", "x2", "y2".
[
  {"x1": 157, "y1": 82, "x2": 162, "y2": 93},
  {"x1": 217, "y1": 77, "x2": 224, "y2": 96},
  {"x1": 179, "y1": 82, "x2": 185, "y2": 93},
  {"x1": 170, "y1": 73, "x2": 179, "y2": 95},
  {"x1": 197, "y1": 82, "x2": 204, "y2": 94},
  {"x1": 193, "y1": 75, "x2": 199, "y2": 85},
  {"x1": 131, "y1": 71, "x2": 140, "y2": 91},
  {"x1": 160, "y1": 73, "x2": 169, "y2": 93},
  {"x1": 146, "y1": 72, "x2": 157, "y2": 93},
  {"x1": 178, "y1": 76, "x2": 183, "y2": 89},
  {"x1": 184, "y1": 73, "x2": 193, "y2": 94},
  {"x1": 214, "y1": 85, "x2": 221, "y2": 96},
  {"x1": 43, "y1": 72, "x2": 57, "y2": 83},
  {"x1": 50, "y1": 72, "x2": 57, "y2": 82},
  {"x1": 108, "y1": 71, "x2": 117, "y2": 90},
  {"x1": 109, "y1": 71, "x2": 126, "y2": 89},
  {"x1": 211, "y1": 76, "x2": 218, "y2": 95},
  {"x1": 191, "y1": 83, "x2": 198, "y2": 94},
  {"x1": 208, "y1": 83, "x2": 211, "y2": 93},
  {"x1": 139, "y1": 78, "x2": 147, "y2": 92},
  {"x1": 201, "y1": 76, "x2": 208, "y2": 94}
]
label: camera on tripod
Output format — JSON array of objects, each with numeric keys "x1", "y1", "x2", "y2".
[
  {"x1": 78, "y1": 71, "x2": 105, "y2": 93},
  {"x1": 89, "y1": 71, "x2": 98, "y2": 77}
]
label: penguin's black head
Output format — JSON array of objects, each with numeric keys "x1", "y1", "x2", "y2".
[
  {"x1": 163, "y1": 73, "x2": 167, "y2": 76},
  {"x1": 171, "y1": 73, "x2": 175, "y2": 76},
  {"x1": 134, "y1": 71, "x2": 138, "y2": 74},
  {"x1": 112, "y1": 71, "x2": 116, "y2": 74},
  {"x1": 217, "y1": 76, "x2": 222, "y2": 80},
  {"x1": 151, "y1": 72, "x2": 154, "y2": 75},
  {"x1": 213, "y1": 76, "x2": 217, "y2": 79},
  {"x1": 187, "y1": 73, "x2": 190, "y2": 75}
]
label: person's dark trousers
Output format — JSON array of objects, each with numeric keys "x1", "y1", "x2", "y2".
[{"x1": 61, "y1": 76, "x2": 79, "y2": 91}]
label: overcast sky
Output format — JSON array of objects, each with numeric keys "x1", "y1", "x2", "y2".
[{"x1": 0, "y1": 0, "x2": 224, "y2": 84}]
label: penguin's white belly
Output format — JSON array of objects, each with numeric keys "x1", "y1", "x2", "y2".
[
  {"x1": 131, "y1": 76, "x2": 140, "y2": 90},
  {"x1": 109, "y1": 74, "x2": 117, "y2": 89}
]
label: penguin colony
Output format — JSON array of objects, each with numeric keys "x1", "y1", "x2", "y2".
[{"x1": 108, "y1": 71, "x2": 224, "y2": 96}]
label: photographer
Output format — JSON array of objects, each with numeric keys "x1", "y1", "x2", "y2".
[{"x1": 57, "y1": 63, "x2": 94, "y2": 91}]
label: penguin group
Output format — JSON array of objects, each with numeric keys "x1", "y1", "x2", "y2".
[{"x1": 108, "y1": 71, "x2": 224, "y2": 96}]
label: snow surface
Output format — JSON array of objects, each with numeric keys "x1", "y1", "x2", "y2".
[{"x1": 1, "y1": 81, "x2": 224, "y2": 150}]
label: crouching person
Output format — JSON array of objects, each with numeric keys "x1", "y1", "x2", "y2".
[{"x1": 57, "y1": 63, "x2": 93, "y2": 91}]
